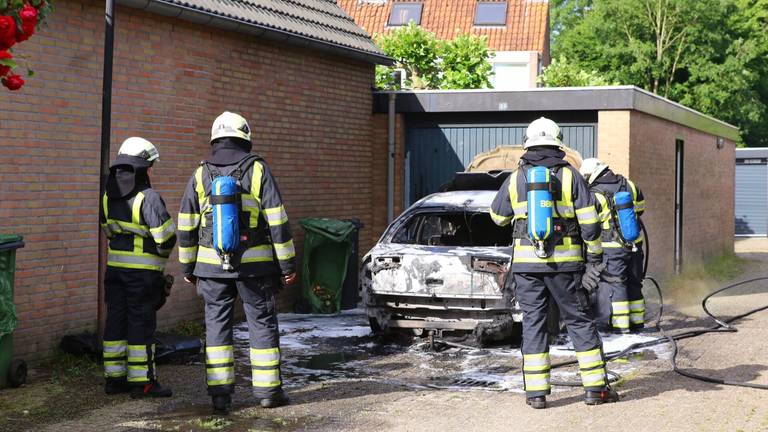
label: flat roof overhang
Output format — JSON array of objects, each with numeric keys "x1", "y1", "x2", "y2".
[{"x1": 374, "y1": 86, "x2": 740, "y2": 141}]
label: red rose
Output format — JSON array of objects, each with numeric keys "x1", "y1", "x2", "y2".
[
  {"x1": 20, "y1": 5, "x2": 39, "y2": 24},
  {"x1": 0, "y1": 16, "x2": 16, "y2": 51},
  {"x1": 16, "y1": 6, "x2": 38, "y2": 42},
  {"x1": 16, "y1": 23, "x2": 35, "y2": 42},
  {"x1": 0, "y1": 50, "x2": 12, "y2": 76},
  {"x1": 2, "y1": 73, "x2": 24, "y2": 91}
]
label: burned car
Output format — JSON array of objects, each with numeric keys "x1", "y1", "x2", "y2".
[{"x1": 361, "y1": 146, "x2": 582, "y2": 345}]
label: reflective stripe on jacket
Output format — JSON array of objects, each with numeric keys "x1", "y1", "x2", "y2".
[
  {"x1": 100, "y1": 189, "x2": 176, "y2": 272},
  {"x1": 593, "y1": 176, "x2": 645, "y2": 252},
  {"x1": 490, "y1": 164, "x2": 602, "y2": 273},
  {"x1": 178, "y1": 156, "x2": 296, "y2": 278}
]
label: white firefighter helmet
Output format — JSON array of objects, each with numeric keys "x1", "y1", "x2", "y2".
[
  {"x1": 211, "y1": 111, "x2": 251, "y2": 143},
  {"x1": 117, "y1": 137, "x2": 159, "y2": 163},
  {"x1": 579, "y1": 158, "x2": 609, "y2": 184},
  {"x1": 524, "y1": 117, "x2": 563, "y2": 149}
]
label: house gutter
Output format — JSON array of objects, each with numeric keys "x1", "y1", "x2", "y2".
[
  {"x1": 387, "y1": 93, "x2": 396, "y2": 223},
  {"x1": 97, "y1": 0, "x2": 116, "y2": 339},
  {"x1": 117, "y1": 0, "x2": 394, "y2": 66}
]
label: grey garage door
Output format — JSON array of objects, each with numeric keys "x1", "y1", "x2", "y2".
[
  {"x1": 735, "y1": 162, "x2": 768, "y2": 235},
  {"x1": 405, "y1": 124, "x2": 597, "y2": 205}
]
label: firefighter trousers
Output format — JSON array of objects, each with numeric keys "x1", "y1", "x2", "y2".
[
  {"x1": 198, "y1": 276, "x2": 282, "y2": 398},
  {"x1": 594, "y1": 249, "x2": 646, "y2": 331},
  {"x1": 103, "y1": 267, "x2": 164, "y2": 386},
  {"x1": 515, "y1": 272, "x2": 609, "y2": 397}
]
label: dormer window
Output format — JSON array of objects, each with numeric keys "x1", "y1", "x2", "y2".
[
  {"x1": 475, "y1": 1, "x2": 507, "y2": 26},
  {"x1": 388, "y1": 2, "x2": 423, "y2": 26}
]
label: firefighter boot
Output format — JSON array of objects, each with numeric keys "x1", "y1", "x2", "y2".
[
  {"x1": 131, "y1": 381, "x2": 173, "y2": 399},
  {"x1": 260, "y1": 390, "x2": 290, "y2": 408},
  {"x1": 212, "y1": 394, "x2": 232, "y2": 415},
  {"x1": 526, "y1": 396, "x2": 547, "y2": 409},
  {"x1": 105, "y1": 378, "x2": 130, "y2": 395},
  {"x1": 584, "y1": 387, "x2": 620, "y2": 405}
]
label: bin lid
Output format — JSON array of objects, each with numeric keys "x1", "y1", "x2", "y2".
[
  {"x1": 0, "y1": 235, "x2": 24, "y2": 252},
  {"x1": 299, "y1": 218, "x2": 357, "y2": 242}
]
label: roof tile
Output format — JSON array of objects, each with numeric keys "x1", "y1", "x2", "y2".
[{"x1": 337, "y1": 0, "x2": 549, "y2": 52}]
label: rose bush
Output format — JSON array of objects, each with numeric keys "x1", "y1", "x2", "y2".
[{"x1": 0, "y1": 0, "x2": 52, "y2": 91}]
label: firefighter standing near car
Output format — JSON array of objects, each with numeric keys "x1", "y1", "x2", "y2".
[
  {"x1": 579, "y1": 158, "x2": 646, "y2": 333},
  {"x1": 490, "y1": 117, "x2": 619, "y2": 409},
  {"x1": 178, "y1": 112, "x2": 297, "y2": 414},
  {"x1": 100, "y1": 137, "x2": 176, "y2": 398}
]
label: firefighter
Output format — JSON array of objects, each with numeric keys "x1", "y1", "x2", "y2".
[
  {"x1": 100, "y1": 137, "x2": 176, "y2": 398},
  {"x1": 490, "y1": 117, "x2": 619, "y2": 409},
  {"x1": 178, "y1": 112, "x2": 297, "y2": 414},
  {"x1": 579, "y1": 158, "x2": 646, "y2": 333}
]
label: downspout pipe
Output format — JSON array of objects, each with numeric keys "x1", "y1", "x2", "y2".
[
  {"x1": 387, "y1": 92, "x2": 396, "y2": 223},
  {"x1": 97, "y1": 0, "x2": 116, "y2": 339}
]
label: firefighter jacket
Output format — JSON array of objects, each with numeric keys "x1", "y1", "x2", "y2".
[
  {"x1": 591, "y1": 170, "x2": 646, "y2": 252},
  {"x1": 100, "y1": 188, "x2": 177, "y2": 272},
  {"x1": 490, "y1": 162, "x2": 603, "y2": 273},
  {"x1": 177, "y1": 156, "x2": 296, "y2": 279}
]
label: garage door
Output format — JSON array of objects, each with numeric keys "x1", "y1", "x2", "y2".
[
  {"x1": 735, "y1": 163, "x2": 768, "y2": 235},
  {"x1": 405, "y1": 124, "x2": 596, "y2": 205}
]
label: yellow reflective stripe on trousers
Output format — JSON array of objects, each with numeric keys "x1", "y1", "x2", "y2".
[
  {"x1": 576, "y1": 348, "x2": 604, "y2": 370},
  {"x1": 612, "y1": 315, "x2": 630, "y2": 329},
  {"x1": 207, "y1": 367, "x2": 235, "y2": 385},
  {"x1": 273, "y1": 240, "x2": 296, "y2": 261},
  {"x1": 150, "y1": 218, "x2": 176, "y2": 244},
  {"x1": 264, "y1": 205, "x2": 288, "y2": 226},
  {"x1": 104, "y1": 361, "x2": 127, "y2": 378},
  {"x1": 581, "y1": 368, "x2": 606, "y2": 387},
  {"x1": 128, "y1": 345, "x2": 148, "y2": 362},
  {"x1": 524, "y1": 372, "x2": 551, "y2": 391},
  {"x1": 103, "y1": 340, "x2": 127, "y2": 355},
  {"x1": 629, "y1": 300, "x2": 645, "y2": 312},
  {"x1": 489, "y1": 208, "x2": 512, "y2": 226},
  {"x1": 206, "y1": 345, "x2": 234, "y2": 365},
  {"x1": 250, "y1": 347, "x2": 280, "y2": 367},
  {"x1": 178, "y1": 212, "x2": 201, "y2": 231},
  {"x1": 128, "y1": 365, "x2": 149, "y2": 382},
  {"x1": 513, "y1": 238, "x2": 583, "y2": 263},
  {"x1": 252, "y1": 369, "x2": 281, "y2": 388},
  {"x1": 612, "y1": 301, "x2": 630, "y2": 314},
  {"x1": 179, "y1": 246, "x2": 198, "y2": 264},
  {"x1": 523, "y1": 353, "x2": 550, "y2": 372}
]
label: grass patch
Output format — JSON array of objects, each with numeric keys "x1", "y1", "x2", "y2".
[
  {"x1": 172, "y1": 319, "x2": 206, "y2": 338},
  {"x1": 41, "y1": 348, "x2": 101, "y2": 382},
  {"x1": 663, "y1": 252, "x2": 753, "y2": 309},
  {"x1": 191, "y1": 417, "x2": 233, "y2": 430}
]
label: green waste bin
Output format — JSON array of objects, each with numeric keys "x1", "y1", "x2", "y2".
[
  {"x1": 299, "y1": 219, "x2": 357, "y2": 314},
  {"x1": 0, "y1": 234, "x2": 25, "y2": 389}
]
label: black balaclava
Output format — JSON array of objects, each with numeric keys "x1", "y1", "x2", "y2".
[
  {"x1": 106, "y1": 155, "x2": 152, "y2": 199},
  {"x1": 592, "y1": 168, "x2": 620, "y2": 185},
  {"x1": 520, "y1": 146, "x2": 569, "y2": 169},
  {"x1": 208, "y1": 137, "x2": 253, "y2": 166}
]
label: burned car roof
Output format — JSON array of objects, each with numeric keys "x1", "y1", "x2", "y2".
[{"x1": 414, "y1": 190, "x2": 498, "y2": 210}]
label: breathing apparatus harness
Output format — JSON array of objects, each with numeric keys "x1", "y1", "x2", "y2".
[
  {"x1": 511, "y1": 162, "x2": 579, "y2": 259},
  {"x1": 199, "y1": 155, "x2": 266, "y2": 271},
  {"x1": 592, "y1": 176, "x2": 641, "y2": 252}
]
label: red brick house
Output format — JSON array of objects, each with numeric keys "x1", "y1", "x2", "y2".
[
  {"x1": 338, "y1": 0, "x2": 550, "y2": 89},
  {"x1": 0, "y1": 0, "x2": 389, "y2": 360}
]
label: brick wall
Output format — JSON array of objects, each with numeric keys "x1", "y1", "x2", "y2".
[
  {"x1": 598, "y1": 110, "x2": 735, "y2": 276},
  {"x1": 369, "y1": 112, "x2": 406, "y2": 252},
  {"x1": 0, "y1": 0, "x2": 377, "y2": 360}
]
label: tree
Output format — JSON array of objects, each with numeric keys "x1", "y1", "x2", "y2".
[
  {"x1": 551, "y1": 0, "x2": 768, "y2": 146},
  {"x1": 375, "y1": 23, "x2": 494, "y2": 90},
  {"x1": 377, "y1": 23, "x2": 442, "y2": 90},
  {"x1": 440, "y1": 34, "x2": 494, "y2": 89},
  {"x1": 537, "y1": 55, "x2": 616, "y2": 87}
]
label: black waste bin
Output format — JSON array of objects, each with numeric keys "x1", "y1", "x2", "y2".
[{"x1": 341, "y1": 219, "x2": 364, "y2": 310}]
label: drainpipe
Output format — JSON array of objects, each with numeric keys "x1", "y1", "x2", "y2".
[
  {"x1": 387, "y1": 92, "x2": 397, "y2": 223},
  {"x1": 97, "y1": 0, "x2": 116, "y2": 339}
]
